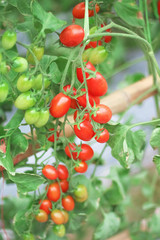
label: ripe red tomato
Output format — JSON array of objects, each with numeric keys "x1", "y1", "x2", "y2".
[
  {"x1": 92, "y1": 104, "x2": 112, "y2": 124},
  {"x1": 42, "y1": 165, "x2": 58, "y2": 180},
  {"x1": 60, "y1": 179, "x2": 69, "y2": 193},
  {"x1": 95, "y1": 129, "x2": 110, "y2": 143},
  {"x1": 51, "y1": 209, "x2": 64, "y2": 225},
  {"x1": 63, "y1": 84, "x2": 78, "y2": 109},
  {"x1": 35, "y1": 209, "x2": 48, "y2": 223},
  {"x1": 65, "y1": 143, "x2": 93, "y2": 161},
  {"x1": 74, "y1": 161, "x2": 88, "y2": 173},
  {"x1": 49, "y1": 93, "x2": 71, "y2": 118},
  {"x1": 47, "y1": 183, "x2": 61, "y2": 202},
  {"x1": 158, "y1": 0, "x2": 160, "y2": 20},
  {"x1": 39, "y1": 199, "x2": 52, "y2": 214},
  {"x1": 74, "y1": 110, "x2": 90, "y2": 122},
  {"x1": 57, "y1": 165, "x2": 69, "y2": 180},
  {"x1": 101, "y1": 24, "x2": 112, "y2": 43},
  {"x1": 72, "y1": 2, "x2": 100, "y2": 19},
  {"x1": 76, "y1": 61, "x2": 96, "y2": 83},
  {"x1": 60, "y1": 25, "x2": 84, "y2": 47},
  {"x1": 61, "y1": 210, "x2": 69, "y2": 224},
  {"x1": 74, "y1": 120, "x2": 95, "y2": 141},
  {"x1": 77, "y1": 89, "x2": 97, "y2": 108},
  {"x1": 85, "y1": 40, "x2": 102, "y2": 50},
  {"x1": 47, "y1": 128, "x2": 60, "y2": 142},
  {"x1": 87, "y1": 72, "x2": 108, "y2": 96},
  {"x1": 65, "y1": 143, "x2": 77, "y2": 159},
  {"x1": 62, "y1": 195, "x2": 75, "y2": 211}
]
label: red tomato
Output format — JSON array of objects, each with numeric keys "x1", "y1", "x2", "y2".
[
  {"x1": 47, "y1": 128, "x2": 60, "y2": 142},
  {"x1": 158, "y1": 0, "x2": 160, "y2": 20},
  {"x1": 74, "y1": 120, "x2": 95, "y2": 141},
  {"x1": 74, "y1": 110, "x2": 90, "y2": 122},
  {"x1": 72, "y1": 2, "x2": 100, "y2": 19},
  {"x1": 51, "y1": 209, "x2": 64, "y2": 225},
  {"x1": 39, "y1": 199, "x2": 52, "y2": 214},
  {"x1": 65, "y1": 143, "x2": 77, "y2": 159},
  {"x1": 63, "y1": 85, "x2": 78, "y2": 109},
  {"x1": 35, "y1": 209, "x2": 48, "y2": 223},
  {"x1": 49, "y1": 93, "x2": 71, "y2": 118},
  {"x1": 85, "y1": 40, "x2": 102, "y2": 50},
  {"x1": 101, "y1": 25, "x2": 112, "y2": 43},
  {"x1": 62, "y1": 195, "x2": 75, "y2": 211},
  {"x1": 42, "y1": 165, "x2": 58, "y2": 180},
  {"x1": 61, "y1": 210, "x2": 69, "y2": 224},
  {"x1": 60, "y1": 179, "x2": 69, "y2": 193},
  {"x1": 76, "y1": 61, "x2": 96, "y2": 83},
  {"x1": 95, "y1": 129, "x2": 110, "y2": 143},
  {"x1": 92, "y1": 104, "x2": 112, "y2": 124},
  {"x1": 87, "y1": 72, "x2": 108, "y2": 96},
  {"x1": 93, "y1": 96, "x2": 100, "y2": 105},
  {"x1": 74, "y1": 161, "x2": 88, "y2": 173},
  {"x1": 60, "y1": 25, "x2": 84, "y2": 47},
  {"x1": 47, "y1": 183, "x2": 61, "y2": 202},
  {"x1": 65, "y1": 143, "x2": 93, "y2": 161},
  {"x1": 57, "y1": 165, "x2": 69, "y2": 180},
  {"x1": 77, "y1": 89, "x2": 97, "y2": 108}
]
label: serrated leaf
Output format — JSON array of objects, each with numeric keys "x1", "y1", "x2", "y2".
[
  {"x1": 153, "y1": 155, "x2": 160, "y2": 175},
  {"x1": 4, "y1": 110, "x2": 24, "y2": 136},
  {"x1": 150, "y1": 127, "x2": 160, "y2": 149},
  {"x1": 49, "y1": 62, "x2": 62, "y2": 84},
  {"x1": 10, "y1": 129, "x2": 28, "y2": 157}
]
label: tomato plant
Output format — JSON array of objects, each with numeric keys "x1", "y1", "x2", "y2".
[
  {"x1": 1, "y1": 30, "x2": 17, "y2": 50},
  {"x1": 39, "y1": 199, "x2": 52, "y2": 214},
  {"x1": 47, "y1": 183, "x2": 61, "y2": 202},
  {"x1": 62, "y1": 195, "x2": 75, "y2": 211},
  {"x1": 35, "y1": 209, "x2": 48, "y2": 223},
  {"x1": 51, "y1": 209, "x2": 64, "y2": 224},
  {"x1": 0, "y1": 81, "x2": 9, "y2": 102},
  {"x1": 42, "y1": 165, "x2": 58, "y2": 180}
]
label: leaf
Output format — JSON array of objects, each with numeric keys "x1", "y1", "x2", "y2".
[
  {"x1": 4, "y1": 110, "x2": 24, "y2": 136},
  {"x1": 40, "y1": 55, "x2": 57, "y2": 72},
  {"x1": 94, "y1": 212, "x2": 120, "y2": 240},
  {"x1": 153, "y1": 155, "x2": 160, "y2": 175},
  {"x1": 13, "y1": 209, "x2": 32, "y2": 236},
  {"x1": 17, "y1": 16, "x2": 34, "y2": 32},
  {"x1": 148, "y1": 213, "x2": 160, "y2": 234},
  {"x1": 49, "y1": 62, "x2": 62, "y2": 84},
  {"x1": 10, "y1": 129, "x2": 28, "y2": 157},
  {"x1": 150, "y1": 127, "x2": 160, "y2": 149},
  {"x1": 16, "y1": 0, "x2": 31, "y2": 15}
]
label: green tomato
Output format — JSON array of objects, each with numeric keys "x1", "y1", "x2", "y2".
[
  {"x1": 2, "y1": 30, "x2": 17, "y2": 50},
  {"x1": 23, "y1": 234, "x2": 35, "y2": 240},
  {"x1": 27, "y1": 46, "x2": 44, "y2": 64},
  {"x1": 0, "y1": 81, "x2": 9, "y2": 102},
  {"x1": 25, "y1": 108, "x2": 40, "y2": 125},
  {"x1": 74, "y1": 184, "x2": 88, "y2": 202},
  {"x1": 34, "y1": 109, "x2": 49, "y2": 128},
  {"x1": 89, "y1": 26, "x2": 101, "y2": 41},
  {"x1": 12, "y1": 57, "x2": 28, "y2": 72},
  {"x1": 0, "y1": 61, "x2": 8, "y2": 74},
  {"x1": 53, "y1": 224, "x2": 66, "y2": 238},
  {"x1": 17, "y1": 74, "x2": 33, "y2": 92},
  {"x1": 32, "y1": 74, "x2": 51, "y2": 90},
  {"x1": 82, "y1": 48, "x2": 93, "y2": 61},
  {"x1": 14, "y1": 91, "x2": 36, "y2": 110},
  {"x1": 0, "y1": 53, "x2": 3, "y2": 62},
  {"x1": 89, "y1": 46, "x2": 108, "y2": 65}
]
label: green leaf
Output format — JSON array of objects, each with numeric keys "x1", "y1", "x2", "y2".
[
  {"x1": 94, "y1": 212, "x2": 120, "y2": 240},
  {"x1": 150, "y1": 127, "x2": 160, "y2": 149},
  {"x1": 17, "y1": 16, "x2": 34, "y2": 32},
  {"x1": 10, "y1": 129, "x2": 28, "y2": 157},
  {"x1": 153, "y1": 155, "x2": 160, "y2": 175},
  {"x1": 4, "y1": 110, "x2": 24, "y2": 136},
  {"x1": 16, "y1": 0, "x2": 31, "y2": 15},
  {"x1": 13, "y1": 209, "x2": 32, "y2": 236},
  {"x1": 49, "y1": 62, "x2": 62, "y2": 84},
  {"x1": 40, "y1": 55, "x2": 57, "y2": 72},
  {"x1": 148, "y1": 213, "x2": 160, "y2": 234}
]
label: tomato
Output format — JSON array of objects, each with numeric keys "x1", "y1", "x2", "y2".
[
  {"x1": 87, "y1": 72, "x2": 108, "y2": 96},
  {"x1": 89, "y1": 26, "x2": 102, "y2": 41},
  {"x1": 23, "y1": 234, "x2": 35, "y2": 240},
  {"x1": 32, "y1": 74, "x2": 51, "y2": 90},
  {"x1": 47, "y1": 182, "x2": 61, "y2": 202},
  {"x1": 62, "y1": 195, "x2": 75, "y2": 211},
  {"x1": 74, "y1": 184, "x2": 88, "y2": 202},
  {"x1": 35, "y1": 209, "x2": 48, "y2": 223},
  {"x1": 42, "y1": 165, "x2": 58, "y2": 180},
  {"x1": 60, "y1": 25, "x2": 85, "y2": 47},
  {"x1": 27, "y1": 46, "x2": 44, "y2": 64},
  {"x1": 72, "y1": 2, "x2": 100, "y2": 19},
  {"x1": 0, "y1": 61, "x2": 8, "y2": 74},
  {"x1": 89, "y1": 46, "x2": 108, "y2": 65},
  {"x1": 65, "y1": 143, "x2": 77, "y2": 159},
  {"x1": 49, "y1": 93, "x2": 71, "y2": 118},
  {"x1": 76, "y1": 61, "x2": 96, "y2": 84},
  {"x1": 17, "y1": 74, "x2": 33, "y2": 92},
  {"x1": 24, "y1": 108, "x2": 40, "y2": 125},
  {"x1": 39, "y1": 199, "x2": 52, "y2": 214},
  {"x1": 65, "y1": 143, "x2": 93, "y2": 161},
  {"x1": 63, "y1": 84, "x2": 77, "y2": 109},
  {"x1": 0, "y1": 81, "x2": 9, "y2": 102},
  {"x1": 74, "y1": 161, "x2": 88, "y2": 173},
  {"x1": 60, "y1": 179, "x2": 69, "y2": 193},
  {"x1": 53, "y1": 224, "x2": 66, "y2": 238},
  {"x1": 57, "y1": 164, "x2": 69, "y2": 180},
  {"x1": 51, "y1": 209, "x2": 64, "y2": 225},
  {"x1": 14, "y1": 91, "x2": 36, "y2": 110},
  {"x1": 74, "y1": 120, "x2": 95, "y2": 141},
  {"x1": 74, "y1": 110, "x2": 90, "y2": 122},
  {"x1": 34, "y1": 109, "x2": 49, "y2": 128},
  {"x1": 48, "y1": 128, "x2": 60, "y2": 142},
  {"x1": 92, "y1": 104, "x2": 112, "y2": 124},
  {"x1": 77, "y1": 89, "x2": 98, "y2": 108},
  {"x1": 95, "y1": 128, "x2": 109, "y2": 143},
  {"x1": 158, "y1": 0, "x2": 160, "y2": 20},
  {"x1": 82, "y1": 48, "x2": 92, "y2": 61},
  {"x1": 0, "y1": 53, "x2": 2, "y2": 62},
  {"x1": 85, "y1": 40, "x2": 102, "y2": 50},
  {"x1": 61, "y1": 210, "x2": 69, "y2": 224},
  {"x1": 2, "y1": 30, "x2": 17, "y2": 50},
  {"x1": 12, "y1": 57, "x2": 28, "y2": 73}
]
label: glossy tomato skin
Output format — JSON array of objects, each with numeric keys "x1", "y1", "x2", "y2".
[
  {"x1": 0, "y1": 81, "x2": 9, "y2": 102},
  {"x1": 61, "y1": 210, "x2": 69, "y2": 224},
  {"x1": 60, "y1": 179, "x2": 69, "y2": 193},
  {"x1": 51, "y1": 209, "x2": 64, "y2": 225},
  {"x1": 32, "y1": 74, "x2": 51, "y2": 90},
  {"x1": 65, "y1": 143, "x2": 77, "y2": 159},
  {"x1": 53, "y1": 224, "x2": 66, "y2": 237},
  {"x1": 25, "y1": 108, "x2": 40, "y2": 125},
  {"x1": 95, "y1": 129, "x2": 109, "y2": 143},
  {"x1": 57, "y1": 165, "x2": 69, "y2": 180},
  {"x1": 74, "y1": 120, "x2": 95, "y2": 141},
  {"x1": 39, "y1": 199, "x2": 52, "y2": 214},
  {"x1": 63, "y1": 84, "x2": 77, "y2": 109},
  {"x1": 35, "y1": 209, "x2": 48, "y2": 223},
  {"x1": 60, "y1": 25, "x2": 84, "y2": 47},
  {"x1": 87, "y1": 72, "x2": 108, "y2": 96},
  {"x1": 47, "y1": 182, "x2": 61, "y2": 202},
  {"x1": 74, "y1": 161, "x2": 88, "y2": 173},
  {"x1": 49, "y1": 93, "x2": 71, "y2": 118},
  {"x1": 78, "y1": 144, "x2": 94, "y2": 161},
  {"x1": 92, "y1": 104, "x2": 112, "y2": 124},
  {"x1": 76, "y1": 61, "x2": 96, "y2": 83},
  {"x1": 12, "y1": 57, "x2": 28, "y2": 73},
  {"x1": 77, "y1": 89, "x2": 95, "y2": 108},
  {"x1": 74, "y1": 184, "x2": 88, "y2": 202},
  {"x1": 2, "y1": 30, "x2": 17, "y2": 50},
  {"x1": 85, "y1": 40, "x2": 102, "y2": 50},
  {"x1": 101, "y1": 24, "x2": 112, "y2": 43},
  {"x1": 17, "y1": 74, "x2": 33, "y2": 92},
  {"x1": 34, "y1": 109, "x2": 49, "y2": 128},
  {"x1": 62, "y1": 195, "x2": 75, "y2": 211},
  {"x1": 89, "y1": 46, "x2": 108, "y2": 65},
  {"x1": 27, "y1": 46, "x2": 44, "y2": 64},
  {"x1": 42, "y1": 165, "x2": 58, "y2": 180},
  {"x1": 72, "y1": 2, "x2": 100, "y2": 19},
  {"x1": 14, "y1": 91, "x2": 36, "y2": 110},
  {"x1": 74, "y1": 110, "x2": 90, "y2": 122},
  {"x1": 48, "y1": 128, "x2": 60, "y2": 142}
]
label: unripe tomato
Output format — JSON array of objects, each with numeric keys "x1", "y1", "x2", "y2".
[
  {"x1": 42, "y1": 165, "x2": 58, "y2": 180},
  {"x1": 12, "y1": 57, "x2": 28, "y2": 72},
  {"x1": 76, "y1": 61, "x2": 96, "y2": 84},
  {"x1": 61, "y1": 210, "x2": 69, "y2": 224},
  {"x1": 89, "y1": 46, "x2": 108, "y2": 65},
  {"x1": 89, "y1": 26, "x2": 101, "y2": 41},
  {"x1": 82, "y1": 48, "x2": 92, "y2": 61},
  {"x1": 60, "y1": 25, "x2": 85, "y2": 47},
  {"x1": 0, "y1": 53, "x2": 2, "y2": 62},
  {"x1": 47, "y1": 128, "x2": 60, "y2": 142},
  {"x1": 0, "y1": 81, "x2": 9, "y2": 102},
  {"x1": 2, "y1": 30, "x2": 17, "y2": 50},
  {"x1": 34, "y1": 109, "x2": 49, "y2": 128},
  {"x1": 32, "y1": 74, "x2": 51, "y2": 90},
  {"x1": 14, "y1": 91, "x2": 36, "y2": 110},
  {"x1": 65, "y1": 143, "x2": 93, "y2": 161},
  {"x1": 23, "y1": 234, "x2": 35, "y2": 240},
  {"x1": 53, "y1": 224, "x2": 66, "y2": 238},
  {"x1": 60, "y1": 179, "x2": 69, "y2": 193},
  {"x1": 49, "y1": 93, "x2": 71, "y2": 118},
  {"x1": 63, "y1": 84, "x2": 77, "y2": 109},
  {"x1": 24, "y1": 108, "x2": 40, "y2": 125},
  {"x1": 0, "y1": 61, "x2": 8, "y2": 74},
  {"x1": 74, "y1": 110, "x2": 90, "y2": 122},
  {"x1": 57, "y1": 164, "x2": 69, "y2": 180},
  {"x1": 74, "y1": 161, "x2": 88, "y2": 173},
  {"x1": 35, "y1": 209, "x2": 48, "y2": 223},
  {"x1": 62, "y1": 195, "x2": 75, "y2": 211},
  {"x1": 85, "y1": 40, "x2": 102, "y2": 50},
  {"x1": 17, "y1": 74, "x2": 33, "y2": 92},
  {"x1": 74, "y1": 184, "x2": 88, "y2": 202},
  {"x1": 87, "y1": 72, "x2": 108, "y2": 96},
  {"x1": 72, "y1": 2, "x2": 100, "y2": 19},
  {"x1": 74, "y1": 120, "x2": 95, "y2": 141},
  {"x1": 51, "y1": 209, "x2": 64, "y2": 225},
  {"x1": 47, "y1": 182, "x2": 61, "y2": 202},
  {"x1": 95, "y1": 129, "x2": 109, "y2": 143},
  {"x1": 39, "y1": 199, "x2": 52, "y2": 214},
  {"x1": 27, "y1": 46, "x2": 44, "y2": 64},
  {"x1": 92, "y1": 104, "x2": 112, "y2": 124}
]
